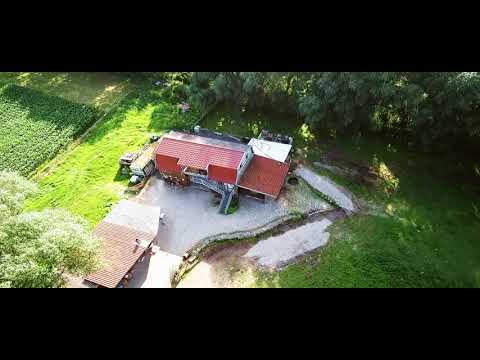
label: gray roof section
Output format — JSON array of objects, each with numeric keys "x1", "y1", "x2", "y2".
[{"x1": 103, "y1": 200, "x2": 161, "y2": 236}]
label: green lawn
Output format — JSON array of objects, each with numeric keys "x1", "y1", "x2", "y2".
[
  {"x1": 202, "y1": 108, "x2": 480, "y2": 287},
  {"x1": 25, "y1": 87, "x2": 198, "y2": 226}
]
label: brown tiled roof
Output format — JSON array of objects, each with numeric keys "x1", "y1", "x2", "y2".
[
  {"x1": 84, "y1": 221, "x2": 155, "y2": 288},
  {"x1": 238, "y1": 155, "x2": 289, "y2": 198}
]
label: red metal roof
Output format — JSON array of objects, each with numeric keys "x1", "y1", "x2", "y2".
[
  {"x1": 208, "y1": 164, "x2": 237, "y2": 184},
  {"x1": 84, "y1": 222, "x2": 155, "y2": 288},
  {"x1": 238, "y1": 155, "x2": 289, "y2": 198},
  {"x1": 155, "y1": 134, "x2": 245, "y2": 172}
]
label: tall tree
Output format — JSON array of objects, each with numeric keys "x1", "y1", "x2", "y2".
[{"x1": 0, "y1": 171, "x2": 99, "y2": 288}]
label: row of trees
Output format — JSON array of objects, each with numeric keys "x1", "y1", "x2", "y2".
[
  {"x1": 0, "y1": 171, "x2": 98, "y2": 287},
  {"x1": 184, "y1": 72, "x2": 480, "y2": 150}
]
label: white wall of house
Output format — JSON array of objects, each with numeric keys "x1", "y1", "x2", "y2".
[{"x1": 236, "y1": 146, "x2": 254, "y2": 184}]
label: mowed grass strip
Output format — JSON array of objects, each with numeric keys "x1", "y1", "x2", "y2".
[
  {"x1": 25, "y1": 88, "x2": 198, "y2": 226},
  {"x1": 0, "y1": 84, "x2": 98, "y2": 176}
]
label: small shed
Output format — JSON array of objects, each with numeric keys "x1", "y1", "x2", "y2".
[
  {"x1": 84, "y1": 200, "x2": 161, "y2": 288},
  {"x1": 84, "y1": 222, "x2": 155, "y2": 288}
]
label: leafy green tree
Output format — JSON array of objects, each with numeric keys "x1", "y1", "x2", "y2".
[
  {"x1": 297, "y1": 72, "x2": 480, "y2": 148},
  {"x1": 187, "y1": 72, "x2": 253, "y2": 110},
  {"x1": 0, "y1": 171, "x2": 99, "y2": 288},
  {"x1": 187, "y1": 72, "x2": 302, "y2": 113},
  {"x1": 186, "y1": 72, "x2": 480, "y2": 150},
  {"x1": 0, "y1": 170, "x2": 38, "y2": 220},
  {"x1": 298, "y1": 72, "x2": 402, "y2": 133},
  {"x1": 403, "y1": 72, "x2": 480, "y2": 146}
]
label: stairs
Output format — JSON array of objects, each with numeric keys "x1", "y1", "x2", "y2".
[
  {"x1": 190, "y1": 174, "x2": 235, "y2": 214},
  {"x1": 190, "y1": 175, "x2": 226, "y2": 196}
]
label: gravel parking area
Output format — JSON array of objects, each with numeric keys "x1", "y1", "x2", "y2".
[
  {"x1": 135, "y1": 174, "x2": 332, "y2": 257},
  {"x1": 135, "y1": 175, "x2": 290, "y2": 256}
]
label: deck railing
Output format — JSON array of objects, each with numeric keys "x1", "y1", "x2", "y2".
[
  {"x1": 189, "y1": 174, "x2": 237, "y2": 214},
  {"x1": 189, "y1": 174, "x2": 227, "y2": 196}
]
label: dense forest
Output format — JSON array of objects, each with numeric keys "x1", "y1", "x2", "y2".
[{"x1": 136, "y1": 72, "x2": 480, "y2": 152}]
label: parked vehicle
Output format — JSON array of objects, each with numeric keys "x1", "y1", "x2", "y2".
[{"x1": 119, "y1": 138, "x2": 159, "y2": 191}]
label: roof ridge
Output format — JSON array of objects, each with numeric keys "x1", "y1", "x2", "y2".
[{"x1": 163, "y1": 133, "x2": 247, "y2": 154}]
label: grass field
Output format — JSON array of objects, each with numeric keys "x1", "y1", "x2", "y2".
[
  {"x1": 202, "y1": 108, "x2": 480, "y2": 287},
  {"x1": 0, "y1": 72, "x2": 131, "y2": 112},
  {"x1": 0, "y1": 72, "x2": 133, "y2": 177},
  {"x1": 25, "y1": 87, "x2": 198, "y2": 226},
  {"x1": 0, "y1": 84, "x2": 98, "y2": 176}
]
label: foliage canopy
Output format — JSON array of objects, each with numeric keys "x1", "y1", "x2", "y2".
[
  {"x1": 0, "y1": 171, "x2": 98, "y2": 288},
  {"x1": 186, "y1": 72, "x2": 480, "y2": 150}
]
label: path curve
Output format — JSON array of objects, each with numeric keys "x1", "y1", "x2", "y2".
[{"x1": 294, "y1": 165, "x2": 359, "y2": 214}]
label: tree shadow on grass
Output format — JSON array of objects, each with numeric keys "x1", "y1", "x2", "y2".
[
  {"x1": 202, "y1": 103, "x2": 304, "y2": 138},
  {"x1": 0, "y1": 84, "x2": 98, "y2": 133},
  {"x1": 0, "y1": 72, "x2": 132, "y2": 110},
  {"x1": 113, "y1": 167, "x2": 131, "y2": 182},
  {"x1": 82, "y1": 88, "x2": 162, "y2": 146}
]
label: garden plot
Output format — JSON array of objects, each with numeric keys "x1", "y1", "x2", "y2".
[{"x1": 0, "y1": 84, "x2": 98, "y2": 176}]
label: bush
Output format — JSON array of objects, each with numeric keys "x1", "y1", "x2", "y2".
[{"x1": 226, "y1": 194, "x2": 240, "y2": 215}]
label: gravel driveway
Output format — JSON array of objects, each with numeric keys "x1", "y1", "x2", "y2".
[
  {"x1": 295, "y1": 166, "x2": 358, "y2": 213},
  {"x1": 134, "y1": 175, "x2": 290, "y2": 256},
  {"x1": 244, "y1": 218, "x2": 333, "y2": 269}
]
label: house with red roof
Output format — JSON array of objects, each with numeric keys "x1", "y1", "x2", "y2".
[{"x1": 154, "y1": 130, "x2": 292, "y2": 213}]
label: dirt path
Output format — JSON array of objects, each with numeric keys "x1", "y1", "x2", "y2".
[
  {"x1": 177, "y1": 242, "x2": 257, "y2": 288},
  {"x1": 294, "y1": 165, "x2": 359, "y2": 213}
]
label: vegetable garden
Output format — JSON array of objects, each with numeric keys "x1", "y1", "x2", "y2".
[{"x1": 0, "y1": 84, "x2": 98, "y2": 176}]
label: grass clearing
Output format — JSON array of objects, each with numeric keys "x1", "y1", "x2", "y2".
[
  {"x1": 25, "y1": 86, "x2": 199, "y2": 226},
  {"x1": 0, "y1": 84, "x2": 98, "y2": 176},
  {"x1": 251, "y1": 136, "x2": 480, "y2": 287},
  {"x1": 202, "y1": 108, "x2": 480, "y2": 287}
]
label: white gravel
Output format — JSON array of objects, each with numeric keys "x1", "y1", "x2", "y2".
[
  {"x1": 244, "y1": 218, "x2": 333, "y2": 269},
  {"x1": 135, "y1": 176, "x2": 290, "y2": 256},
  {"x1": 294, "y1": 166, "x2": 357, "y2": 213}
]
